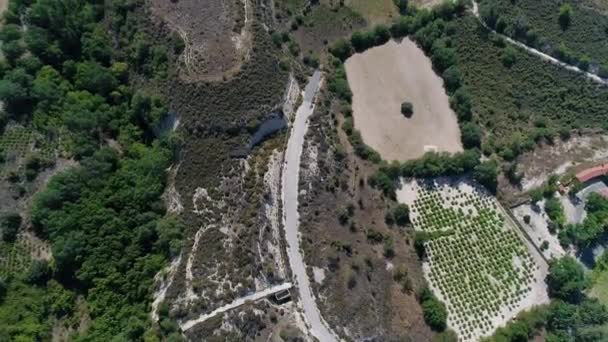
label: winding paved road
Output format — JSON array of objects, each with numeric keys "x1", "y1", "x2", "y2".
[
  {"x1": 471, "y1": 1, "x2": 608, "y2": 86},
  {"x1": 282, "y1": 70, "x2": 340, "y2": 342}
]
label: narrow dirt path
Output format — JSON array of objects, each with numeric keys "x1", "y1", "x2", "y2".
[
  {"x1": 179, "y1": 282, "x2": 293, "y2": 331},
  {"x1": 282, "y1": 70, "x2": 341, "y2": 342},
  {"x1": 470, "y1": 1, "x2": 608, "y2": 86}
]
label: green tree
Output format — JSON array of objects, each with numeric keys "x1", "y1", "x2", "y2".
[
  {"x1": 1, "y1": 41, "x2": 25, "y2": 62},
  {"x1": 421, "y1": 290, "x2": 447, "y2": 331},
  {"x1": 26, "y1": 260, "x2": 51, "y2": 285},
  {"x1": 0, "y1": 24, "x2": 22, "y2": 42},
  {"x1": 473, "y1": 160, "x2": 498, "y2": 193},
  {"x1": 579, "y1": 298, "x2": 608, "y2": 326},
  {"x1": 0, "y1": 212, "x2": 21, "y2": 242},
  {"x1": 329, "y1": 39, "x2": 353, "y2": 61},
  {"x1": 450, "y1": 87, "x2": 472, "y2": 121},
  {"x1": 373, "y1": 25, "x2": 391, "y2": 45},
  {"x1": 502, "y1": 46, "x2": 517, "y2": 68},
  {"x1": 559, "y1": 3, "x2": 573, "y2": 30},
  {"x1": 393, "y1": 204, "x2": 410, "y2": 226},
  {"x1": 0, "y1": 278, "x2": 5, "y2": 302},
  {"x1": 442, "y1": 66, "x2": 461, "y2": 93},
  {"x1": 74, "y1": 61, "x2": 117, "y2": 96},
  {"x1": 545, "y1": 197, "x2": 565, "y2": 226},
  {"x1": 579, "y1": 55, "x2": 591, "y2": 71},
  {"x1": 547, "y1": 256, "x2": 586, "y2": 302},
  {"x1": 460, "y1": 122, "x2": 482, "y2": 148},
  {"x1": 431, "y1": 40, "x2": 456, "y2": 72}
]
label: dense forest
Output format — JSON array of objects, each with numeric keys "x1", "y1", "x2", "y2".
[{"x1": 0, "y1": 0, "x2": 183, "y2": 340}]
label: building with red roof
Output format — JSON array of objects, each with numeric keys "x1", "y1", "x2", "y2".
[{"x1": 576, "y1": 164, "x2": 608, "y2": 183}]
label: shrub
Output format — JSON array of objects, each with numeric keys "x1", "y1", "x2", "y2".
[
  {"x1": 369, "y1": 169, "x2": 397, "y2": 198},
  {"x1": 502, "y1": 46, "x2": 517, "y2": 67},
  {"x1": 442, "y1": 65, "x2": 462, "y2": 93},
  {"x1": 546, "y1": 256, "x2": 586, "y2": 302},
  {"x1": 393, "y1": 204, "x2": 410, "y2": 226},
  {"x1": 541, "y1": 240, "x2": 549, "y2": 251},
  {"x1": 460, "y1": 122, "x2": 482, "y2": 148},
  {"x1": 414, "y1": 231, "x2": 430, "y2": 258},
  {"x1": 395, "y1": 0, "x2": 409, "y2": 15},
  {"x1": 473, "y1": 160, "x2": 498, "y2": 193},
  {"x1": 0, "y1": 212, "x2": 21, "y2": 242},
  {"x1": 579, "y1": 55, "x2": 590, "y2": 71},
  {"x1": 545, "y1": 197, "x2": 564, "y2": 226},
  {"x1": 26, "y1": 259, "x2": 51, "y2": 285},
  {"x1": 449, "y1": 87, "x2": 472, "y2": 121},
  {"x1": 329, "y1": 39, "x2": 353, "y2": 61},
  {"x1": 558, "y1": 3, "x2": 572, "y2": 30},
  {"x1": 420, "y1": 288, "x2": 448, "y2": 331}
]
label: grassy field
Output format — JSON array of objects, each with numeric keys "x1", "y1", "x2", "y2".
[
  {"x1": 345, "y1": 0, "x2": 398, "y2": 25},
  {"x1": 591, "y1": 269, "x2": 608, "y2": 305},
  {"x1": 479, "y1": 0, "x2": 608, "y2": 68},
  {"x1": 451, "y1": 15, "x2": 608, "y2": 156}
]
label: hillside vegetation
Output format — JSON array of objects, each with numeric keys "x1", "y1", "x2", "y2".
[
  {"x1": 479, "y1": 0, "x2": 608, "y2": 74},
  {"x1": 0, "y1": 0, "x2": 184, "y2": 340},
  {"x1": 450, "y1": 15, "x2": 608, "y2": 160}
]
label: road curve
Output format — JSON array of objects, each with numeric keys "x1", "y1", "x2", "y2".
[
  {"x1": 281, "y1": 70, "x2": 340, "y2": 342},
  {"x1": 470, "y1": 1, "x2": 608, "y2": 86}
]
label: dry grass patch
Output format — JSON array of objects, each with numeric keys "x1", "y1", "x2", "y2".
[
  {"x1": 345, "y1": 38, "x2": 462, "y2": 162},
  {"x1": 149, "y1": 0, "x2": 252, "y2": 82},
  {"x1": 345, "y1": 0, "x2": 399, "y2": 25}
]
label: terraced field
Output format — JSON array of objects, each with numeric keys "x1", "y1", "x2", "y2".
[{"x1": 397, "y1": 178, "x2": 548, "y2": 341}]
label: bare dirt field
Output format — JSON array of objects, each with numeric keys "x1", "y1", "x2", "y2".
[
  {"x1": 345, "y1": 38, "x2": 462, "y2": 162},
  {"x1": 149, "y1": 0, "x2": 251, "y2": 82}
]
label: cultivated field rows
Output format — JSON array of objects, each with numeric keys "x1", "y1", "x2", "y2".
[{"x1": 398, "y1": 177, "x2": 549, "y2": 341}]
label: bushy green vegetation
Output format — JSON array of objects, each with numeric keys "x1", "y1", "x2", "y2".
[
  {"x1": 419, "y1": 286, "x2": 448, "y2": 331},
  {"x1": 368, "y1": 150, "x2": 491, "y2": 198},
  {"x1": 560, "y1": 193, "x2": 608, "y2": 248},
  {"x1": 479, "y1": 0, "x2": 608, "y2": 72},
  {"x1": 486, "y1": 256, "x2": 608, "y2": 341},
  {"x1": 544, "y1": 196, "x2": 565, "y2": 226},
  {"x1": 0, "y1": 0, "x2": 184, "y2": 340},
  {"x1": 400, "y1": 101, "x2": 414, "y2": 117}
]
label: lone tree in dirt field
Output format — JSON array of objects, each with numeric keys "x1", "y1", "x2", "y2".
[{"x1": 401, "y1": 101, "x2": 413, "y2": 117}]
